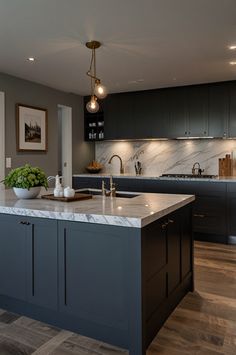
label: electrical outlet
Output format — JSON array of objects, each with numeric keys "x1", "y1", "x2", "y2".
[{"x1": 6, "y1": 157, "x2": 11, "y2": 168}]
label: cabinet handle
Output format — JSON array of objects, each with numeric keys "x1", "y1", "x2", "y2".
[
  {"x1": 193, "y1": 214, "x2": 205, "y2": 218},
  {"x1": 168, "y1": 219, "x2": 174, "y2": 224},
  {"x1": 161, "y1": 220, "x2": 169, "y2": 229},
  {"x1": 64, "y1": 229, "x2": 67, "y2": 306},
  {"x1": 32, "y1": 231, "x2": 35, "y2": 296},
  {"x1": 19, "y1": 221, "x2": 30, "y2": 225},
  {"x1": 161, "y1": 223, "x2": 167, "y2": 230}
]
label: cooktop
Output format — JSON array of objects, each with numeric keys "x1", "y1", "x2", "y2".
[{"x1": 161, "y1": 174, "x2": 218, "y2": 179}]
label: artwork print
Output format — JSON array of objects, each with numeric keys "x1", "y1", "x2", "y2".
[{"x1": 16, "y1": 104, "x2": 47, "y2": 151}]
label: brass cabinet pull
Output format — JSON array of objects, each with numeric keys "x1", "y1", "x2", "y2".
[
  {"x1": 193, "y1": 214, "x2": 205, "y2": 218},
  {"x1": 19, "y1": 221, "x2": 31, "y2": 225},
  {"x1": 161, "y1": 222, "x2": 168, "y2": 230}
]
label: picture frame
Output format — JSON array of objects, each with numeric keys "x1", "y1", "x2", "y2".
[{"x1": 16, "y1": 104, "x2": 47, "y2": 152}]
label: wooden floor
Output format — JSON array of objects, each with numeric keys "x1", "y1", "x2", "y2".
[
  {"x1": 0, "y1": 241, "x2": 235, "y2": 354},
  {"x1": 147, "y1": 241, "x2": 236, "y2": 355}
]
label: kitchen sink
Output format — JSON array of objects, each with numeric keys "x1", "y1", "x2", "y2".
[{"x1": 77, "y1": 189, "x2": 139, "y2": 198}]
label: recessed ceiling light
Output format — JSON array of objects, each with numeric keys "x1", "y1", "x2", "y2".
[
  {"x1": 229, "y1": 45, "x2": 236, "y2": 50},
  {"x1": 230, "y1": 61, "x2": 236, "y2": 65},
  {"x1": 27, "y1": 57, "x2": 35, "y2": 62}
]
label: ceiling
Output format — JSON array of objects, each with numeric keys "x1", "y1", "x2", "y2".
[{"x1": 0, "y1": 0, "x2": 236, "y2": 95}]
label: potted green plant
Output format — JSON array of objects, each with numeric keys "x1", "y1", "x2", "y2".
[{"x1": 3, "y1": 164, "x2": 48, "y2": 199}]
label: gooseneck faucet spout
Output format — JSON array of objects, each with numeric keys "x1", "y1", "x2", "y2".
[
  {"x1": 108, "y1": 155, "x2": 124, "y2": 174},
  {"x1": 192, "y1": 162, "x2": 204, "y2": 176}
]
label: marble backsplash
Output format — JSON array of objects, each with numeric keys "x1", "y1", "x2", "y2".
[{"x1": 95, "y1": 139, "x2": 236, "y2": 176}]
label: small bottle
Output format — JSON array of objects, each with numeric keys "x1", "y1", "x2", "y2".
[{"x1": 54, "y1": 175, "x2": 63, "y2": 197}]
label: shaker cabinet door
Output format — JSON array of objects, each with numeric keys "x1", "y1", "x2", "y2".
[
  {"x1": 0, "y1": 214, "x2": 27, "y2": 301},
  {"x1": 168, "y1": 87, "x2": 188, "y2": 138},
  {"x1": 58, "y1": 221, "x2": 128, "y2": 330},
  {"x1": 104, "y1": 93, "x2": 134, "y2": 139},
  {"x1": 187, "y1": 85, "x2": 208, "y2": 137},
  {"x1": 229, "y1": 82, "x2": 236, "y2": 137},
  {"x1": 208, "y1": 83, "x2": 229, "y2": 137},
  {"x1": 26, "y1": 218, "x2": 58, "y2": 310}
]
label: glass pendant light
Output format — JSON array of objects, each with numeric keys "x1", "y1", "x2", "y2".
[
  {"x1": 86, "y1": 95, "x2": 99, "y2": 113},
  {"x1": 86, "y1": 40, "x2": 108, "y2": 113},
  {"x1": 94, "y1": 80, "x2": 108, "y2": 99}
]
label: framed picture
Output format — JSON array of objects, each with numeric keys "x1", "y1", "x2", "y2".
[{"x1": 16, "y1": 104, "x2": 47, "y2": 152}]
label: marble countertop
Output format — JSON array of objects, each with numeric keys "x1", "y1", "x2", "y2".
[
  {"x1": 73, "y1": 173, "x2": 236, "y2": 183},
  {"x1": 0, "y1": 189, "x2": 194, "y2": 228}
]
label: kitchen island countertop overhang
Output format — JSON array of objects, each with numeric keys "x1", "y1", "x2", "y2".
[{"x1": 0, "y1": 189, "x2": 195, "y2": 228}]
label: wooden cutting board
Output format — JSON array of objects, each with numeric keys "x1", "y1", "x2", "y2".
[{"x1": 41, "y1": 192, "x2": 92, "y2": 202}]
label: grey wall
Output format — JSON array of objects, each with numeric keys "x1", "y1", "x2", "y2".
[{"x1": 0, "y1": 72, "x2": 94, "y2": 177}]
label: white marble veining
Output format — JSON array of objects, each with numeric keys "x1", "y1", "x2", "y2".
[
  {"x1": 95, "y1": 139, "x2": 236, "y2": 176},
  {"x1": 0, "y1": 189, "x2": 194, "y2": 228},
  {"x1": 73, "y1": 173, "x2": 236, "y2": 183}
]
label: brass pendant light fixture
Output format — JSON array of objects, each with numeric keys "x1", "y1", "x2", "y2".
[{"x1": 86, "y1": 40, "x2": 108, "y2": 113}]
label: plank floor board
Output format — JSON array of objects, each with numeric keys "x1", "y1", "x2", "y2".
[{"x1": 0, "y1": 241, "x2": 235, "y2": 354}]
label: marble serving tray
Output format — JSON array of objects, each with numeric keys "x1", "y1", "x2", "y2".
[{"x1": 41, "y1": 192, "x2": 92, "y2": 202}]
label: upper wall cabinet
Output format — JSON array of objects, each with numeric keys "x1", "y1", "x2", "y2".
[
  {"x1": 167, "y1": 87, "x2": 188, "y2": 138},
  {"x1": 187, "y1": 85, "x2": 208, "y2": 137},
  {"x1": 229, "y1": 82, "x2": 236, "y2": 138},
  {"x1": 133, "y1": 89, "x2": 169, "y2": 139},
  {"x1": 208, "y1": 83, "x2": 229, "y2": 138},
  {"x1": 103, "y1": 92, "x2": 134, "y2": 140},
  {"x1": 84, "y1": 81, "x2": 236, "y2": 141}
]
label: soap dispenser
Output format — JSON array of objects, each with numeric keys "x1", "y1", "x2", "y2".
[{"x1": 54, "y1": 175, "x2": 63, "y2": 197}]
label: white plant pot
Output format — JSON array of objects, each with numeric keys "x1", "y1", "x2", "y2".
[{"x1": 13, "y1": 186, "x2": 41, "y2": 199}]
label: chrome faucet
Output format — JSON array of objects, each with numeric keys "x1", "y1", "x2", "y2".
[
  {"x1": 108, "y1": 154, "x2": 124, "y2": 174},
  {"x1": 192, "y1": 162, "x2": 204, "y2": 175}
]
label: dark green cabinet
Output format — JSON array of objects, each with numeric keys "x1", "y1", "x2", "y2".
[
  {"x1": 0, "y1": 214, "x2": 58, "y2": 309},
  {"x1": 104, "y1": 92, "x2": 134, "y2": 139},
  {"x1": 166, "y1": 211, "x2": 181, "y2": 294},
  {"x1": 229, "y1": 82, "x2": 236, "y2": 137},
  {"x1": 144, "y1": 206, "x2": 193, "y2": 347},
  {"x1": 134, "y1": 89, "x2": 169, "y2": 138},
  {"x1": 0, "y1": 206, "x2": 193, "y2": 355},
  {"x1": 91, "y1": 80, "x2": 236, "y2": 140},
  {"x1": 0, "y1": 214, "x2": 27, "y2": 301},
  {"x1": 227, "y1": 183, "x2": 236, "y2": 243},
  {"x1": 26, "y1": 217, "x2": 58, "y2": 310},
  {"x1": 187, "y1": 85, "x2": 208, "y2": 137},
  {"x1": 208, "y1": 83, "x2": 228, "y2": 137},
  {"x1": 58, "y1": 221, "x2": 129, "y2": 335},
  {"x1": 168, "y1": 87, "x2": 188, "y2": 138}
]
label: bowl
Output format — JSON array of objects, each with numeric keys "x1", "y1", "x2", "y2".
[{"x1": 86, "y1": 167, "x2": 102, "y2": 174}]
